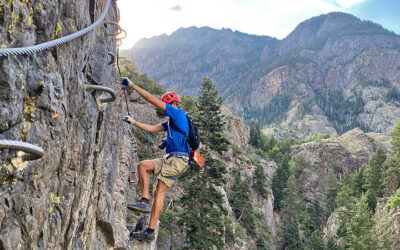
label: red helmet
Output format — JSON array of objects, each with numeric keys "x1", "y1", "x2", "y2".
[{"x1": 161, "y1": 92, "x2": 181, "y2": 104}]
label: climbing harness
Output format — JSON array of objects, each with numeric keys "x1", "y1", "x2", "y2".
[
  {"x1": 84, "y1": 84, "x2": 116, "y2": 103},
  {"x1": 0, "y1": 140, "x2": 44, "y2": 161},
  {"x1": 0, "y1": 0, "x2": 112, "y2": 57}
]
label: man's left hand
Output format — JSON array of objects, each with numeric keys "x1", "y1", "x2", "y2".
[{"x1": 123, "y1": 115, "x2": 135, "y2": 125}]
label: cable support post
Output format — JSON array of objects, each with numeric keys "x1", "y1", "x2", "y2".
[{"x1": 0, "y1": 140, "x2": 44, "y2": 161}]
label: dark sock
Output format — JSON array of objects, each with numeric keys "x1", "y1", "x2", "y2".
[
  {"x1": 146, "y1": 228, "x2": 155, "y2": 234},
  {"x1": 141, "y1": 197, "x2": 150, "y2": 203}
]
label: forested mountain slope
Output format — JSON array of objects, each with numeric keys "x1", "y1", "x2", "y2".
[{"x1": 124, "y1": 12, "x2": 400, "y2": 139}]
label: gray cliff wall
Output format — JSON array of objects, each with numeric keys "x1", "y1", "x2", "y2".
[{"x1": 0, "y1": 0, "x2": 147, "y2": 249}]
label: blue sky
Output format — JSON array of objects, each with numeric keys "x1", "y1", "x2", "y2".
[
  {"x1": 347, "y1": 0, "x2": 399, "y2": 34},
  {"x1": 117, "y1": 0, "x2": 399, "y2": 49}
]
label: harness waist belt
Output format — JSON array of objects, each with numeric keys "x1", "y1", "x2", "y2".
[{"x1": 166, "y1": 151, "x2": 189, "y2": 160}]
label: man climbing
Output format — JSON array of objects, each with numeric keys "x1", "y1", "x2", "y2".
[{"x1": 120, "y1": 78, "x2": 189, "y2": 241}]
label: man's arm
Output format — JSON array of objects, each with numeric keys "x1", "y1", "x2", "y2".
[
  {"x1": 126, "y1": 80, "x2": 166, "y2": 112},
  {"x1": 124, "y1": 116, "x2": 165, "y2": 133}
]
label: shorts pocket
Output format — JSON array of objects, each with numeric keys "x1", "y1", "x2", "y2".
[{"x1": 161, "y1": 157, "x2": 187, "y2": 177}]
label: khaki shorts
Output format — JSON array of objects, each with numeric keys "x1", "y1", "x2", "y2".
[{"x1": 152, "y1": 155, "x2": 188, "y2": 187}]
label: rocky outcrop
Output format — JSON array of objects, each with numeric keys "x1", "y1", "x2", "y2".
[{"x1": 291, "y1": 128, "x2": 391, "y2": 208}]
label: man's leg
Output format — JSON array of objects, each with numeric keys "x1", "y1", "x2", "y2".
[
  {"x1": 130, "y1": 180, "x2": 169, "y2": 240},
  {"x1": 148, "y1": 180, "x2": 169, "y2": 229},
  {"x1": 137, "y1": 160, "x2": 155, "y2": 199},
  {"x1": 127, "y1": 160, "x2": 155, "y2": 213}
]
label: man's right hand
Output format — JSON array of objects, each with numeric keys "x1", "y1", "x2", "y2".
[{"x1": 120, "y1": 77, "x2": 130, "y2": 86}]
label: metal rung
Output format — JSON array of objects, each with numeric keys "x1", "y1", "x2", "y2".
[
  {"x1": 107, "y1": 52, "x2": 115, "y2": 65},
  {"x1": 0, "y1": 140, "x2": 44, "y2": 161},
  {"x1": 84, "y1": 84, "x2": 116, "y2": 103}
]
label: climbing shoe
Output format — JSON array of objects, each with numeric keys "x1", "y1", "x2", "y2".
[
  {"x1": 130, "y1": 228, "x2": 155, "y2": 241},
  {"x1": 127, "y1": 198, "x2": 151, "y2": 213}
]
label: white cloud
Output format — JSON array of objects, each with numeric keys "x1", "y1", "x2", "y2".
[
  {"x1": 334, "y1": 0, "x2": 365, "y2": 7},
  {"x1": 116, "y1": 0, "x2": 363, "y2": 49},
  {"x1": 170, "y1": 5, "x2": 182, "y2": 12}
]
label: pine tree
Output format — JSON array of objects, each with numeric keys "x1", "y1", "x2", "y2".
[
  {"x1": 326, "y1": 236, "x2": 341, "y2": 250},
  {"x1": 249, "y1": 119, "x2": 263, "y2": 149},
  {"x1": 178, "y1": 76, "x2": 230, "y2": 249},
  {"x1": 325, "y1": 170, "x2": 339, "y2": 216},
  {"x1": 312, "y1": 199, "x2": 324, "y2": 227},
  {"x1": 271, "y1": 159, "x2": 290, "y2": 211},
  {"x1": 391, "y1": 119, "x2": 400, "y2": 153},
  {"x1": 335, "y1": 184, "x2": 356, "y2": 238},
  {"x1": 341, "y1": 171, "x2": 354, "y2": 188},
  {"x1": 362, "y1": 148, "x2": 387, "y2": 212},
  {"x1": 229, "y1": 172, "x2": 257, "y2": 236},
  {"x1": 384, "y1": 152, "x2": 400, "y2": 195},
  {"x1": 308, "y1": 229, "x2": 325, "y2": 250},
  {"x1": 364, "y1": 148, "x2": 387, "y2": 197},
  {"x1": 385, "y1": 120, "x2": 400, "y2": 195},
  {"x1": 365, "y1": 189, "x2": 378, "y2": 213},
  {"x1": 196, "y1": 76, "x2": 229, "y2": 153},
  {"x1": 352, "y1": 167, "x2": 366, "y2": 197},
  {"x1": 346, "y1": 194, "x2": 377, "y2": 250},
  {"x1": 302, "y1": 200, "x2": 324, "y2": 238},
  {"x1": 279, "y1": 176, "x2": 303, "y2": 249},
  {"x1": 179, "y1": 157, "x2": 227, "y2": 249},
  {"x1": 253, "y1": 165, "x2": 268, "y2": 199}
]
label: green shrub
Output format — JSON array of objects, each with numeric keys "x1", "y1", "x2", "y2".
[
  {"x1": 138, "y1": 148, "x2": 155, "y2": 161},
  {"x1": 232, "y1": 144, "x2": 243, "y2": 157},
  {"x1": 387, "y1": 188, "x2": 400, "y2": 214}
]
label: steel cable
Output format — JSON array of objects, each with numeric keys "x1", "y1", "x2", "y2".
[
  {"x1": 0, "y1": 0, "x2": 111, "y2": 57},
  {"x1": 116, "y1": 48, "x2": 154, "y2": 149}
]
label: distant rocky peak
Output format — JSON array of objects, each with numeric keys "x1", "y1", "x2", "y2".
[{"x1": 278, "y1": 12, "x2": 397, "y2": 55}]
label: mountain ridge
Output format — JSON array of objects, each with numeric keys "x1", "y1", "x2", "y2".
[{"x1": 121, "y1": 11, "x2": 400, "y2": 139}]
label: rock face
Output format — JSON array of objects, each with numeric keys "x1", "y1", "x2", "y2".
[
  {"x1": 127, "y1": 12, "x2": 400, "y2": 139},
  {"x1": 290, "y1": 128, "x2": 391, "y2": 209},
  {"x1": 0, "y1": 0, "x2": 145, "y2": 249}
]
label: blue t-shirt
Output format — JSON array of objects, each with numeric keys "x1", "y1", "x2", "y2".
[{"x1": 161, "y1": 104, "x2": 189, "y2": 153}]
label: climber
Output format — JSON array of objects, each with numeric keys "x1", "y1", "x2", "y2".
[{"x1": 120, "y1": 78, "x2": 189, "y2": 241}]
